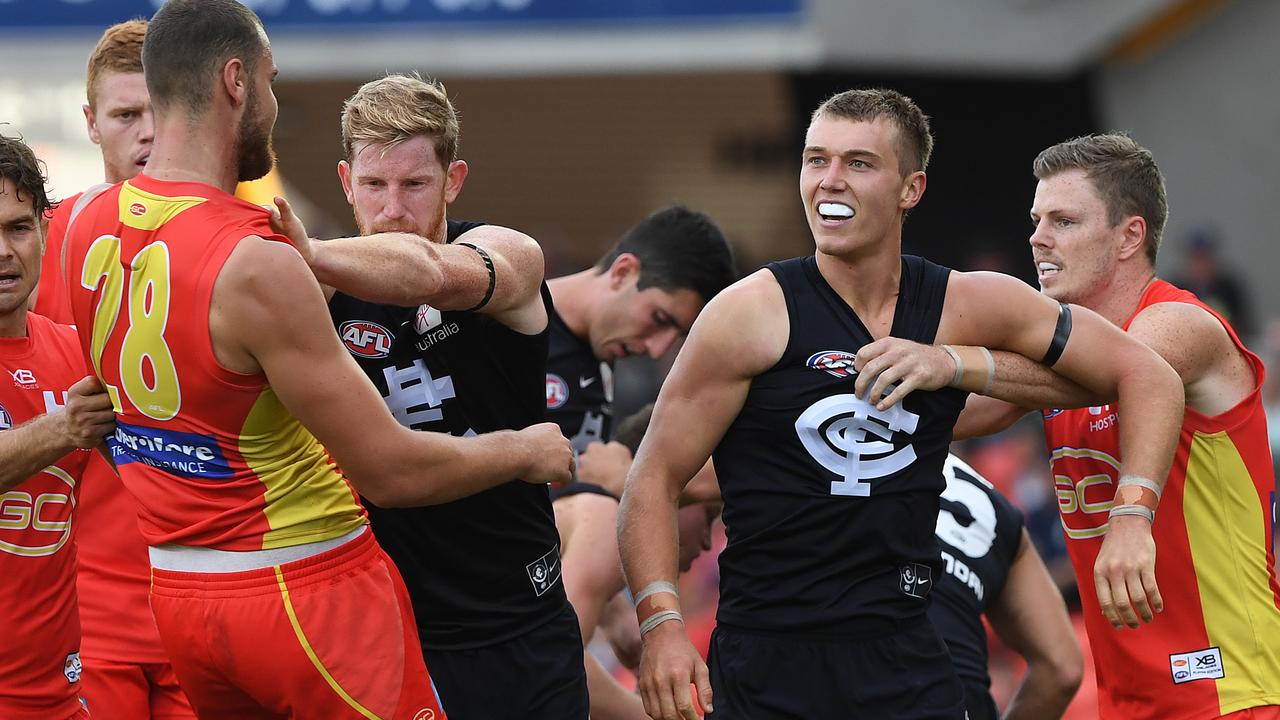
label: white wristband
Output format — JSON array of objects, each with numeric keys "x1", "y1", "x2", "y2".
[
  {"x1": 941, "y1": 345, "x2": 964, "y2": 387},
  {"x1": 633, "y1": 580, "x2": 679, "y2": 606},
  {"x1": 978, "y1": 346, "x2": 995, "y2": 396},
  {"x1": 639, "y1": 609, "x2": 684, "y2": 637},
  {"x1": 1109, "y1": 504, "x2": 1155, "y2": 523}
]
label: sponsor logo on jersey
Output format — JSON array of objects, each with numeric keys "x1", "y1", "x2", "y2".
[
  {"x1": 412, "y1": 710, "x2": 436, "y2": 720},
  {"x1": 1169, "y1": 647, "x2": 1224, "y2": 684},
  {"x1": 128, "y1": 202, "x2": 147, "y2": 217},
  {"x1": 0, "y1": 402, "x2": 11, "y2": 430},
  {"x1": 546, "y1": 373, "x2": 569, "y2": 409},
  {"x1": 63, "y1": 652, "x2": 82, "y2": 684},
  {"x1": 806, "y1": 350, "x2": 858, "y2": 378},
  {"x1": 109, "y1": 421, "x2": 233, "y2": 479},
  {"x1": 899, "y1": 562, "x2": 933, "y2": 599},
  {"x1": 340, "y1": 320, "x2": 394, "y2": 359},
  {"x1": 9, "y1": 368, "x2": 37, "y2": 388},
  {"x1": 412, "y1": 305, "x2": 461, "y2": 352},
  {"x1": 526, "y1": 544, "x2": 562, "y2": 596}
]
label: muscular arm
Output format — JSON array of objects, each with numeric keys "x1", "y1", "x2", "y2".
[
  {"x1": 211, "y1": 236, "x2": 570, "y2": 507},
  {"x1": 0, "y1": 376, "x2": 114, "y2": 491},
  {"x1": 308, "y1": 224, "x2": 547, "y2": 334},
  {"x1": 617, "y1": 270, "x2": 785, "y2": 720},
  {"x1": 556, "y1": 494, "x2": 648, "y2": 720},
  {"x1": 951, "y1": 352, "x2": 1101, "y2": 440},
  {"x1": 988, "y1": 531, "x2": 1083, "y2": 720}
]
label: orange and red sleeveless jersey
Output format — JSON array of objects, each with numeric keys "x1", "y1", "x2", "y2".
[
  {"x1": 39, "y1": 187, "x2": 169, "y2": 663},
  {"x1": 0, "y1": 313, "x2": 92, "y2": 720},
  {"x1": 63, "y1": 174, "x2": 366, "y2": 551},
  {"x1": 35, "y1": 195, "x2": 77, "y2": 325},
  {"x1": 1044, "y1": 279, "x2": 1280, "y2": 720}
]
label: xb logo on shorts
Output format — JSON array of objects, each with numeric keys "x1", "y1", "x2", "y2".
[{"x1": 797, "y1": 351, "x2": 920, "y2": 497}]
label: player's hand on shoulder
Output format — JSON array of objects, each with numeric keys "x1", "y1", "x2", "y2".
[
  {"x1": 265, "y1": 196, "x2": 314, "y2": 265},
  {"x1": 853, "y1": 337, "x2": 955, "y2": 410},
  {"x1": 577, "y1": 441, "x2": 633, "y2": 496},
  {"x1": 517, "y1": 422, "x2": 575, "y2": 487},
  {"x1": 638, "y1": 620, "x2": 712, "y2": 720},
  {"x1": 61, "y1": 375, "x2": 116, "y2": 448}
]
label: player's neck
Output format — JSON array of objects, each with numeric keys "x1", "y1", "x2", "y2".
[
  {"x1": 0, "y1": 308, "x2": 29, "y2": 338},
  {"x1": 814, "y1": 244, "x2": 903, "y2": 334},
  {"x1": 1086, "y1": 266, "x2": 1158, "y2": 327},
  {"x1": 146, "y1": 117, "x2": 241, "y2": 195},
  {"x1": 546, "y1": 271, "x2": 595, "y2": 341}
]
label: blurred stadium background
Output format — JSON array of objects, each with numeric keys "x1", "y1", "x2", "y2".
[{"x1": 3, "y1": 1, "x2": 1278, "y2": 716}]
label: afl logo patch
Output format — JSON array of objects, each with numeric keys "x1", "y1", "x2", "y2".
[
  {"x1": 0, "y1": 402, "x2": 11, "y2": 430},
  {"x1": 128, "y1": 202, "x2": 147, "y2": 217},
  {"x1": 806, "y1": 350, "x2": 858, "y2": 378},
  {"x1": 546, "y1": 373, "x2": 569, "y2": 409},
  {"x1": 339, "y1": 320, "x2": 393, "y2": 359}
]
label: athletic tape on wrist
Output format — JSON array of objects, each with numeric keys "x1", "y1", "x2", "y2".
[
  {"x1": 456, "y1": 242, "x2": 496, "y2": 312},
  {"x1": 639, "y1": 609, "x2": 684, "y2": 637},
  {"x1": 978, "y1": 346, "x2": 995, "y2": 396},
  {"x1": 1118, "y1": 474, "x2": 1162, "y2": 500},
  {"x1": 1109, "y1": 504, "x2": 1155, "y2": 523},
  {"x1": 633, "y1": 580, "x2": 679, "y2": 606},
  {"x1": 941, "y1": 345, "x2": 964, "y2": 387}
]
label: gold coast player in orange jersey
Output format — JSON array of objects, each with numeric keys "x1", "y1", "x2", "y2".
[
  {"x1": 61, "y1": 2, "x2": 572, "y2": 718},
  {"x1": 873, "y1": 134, "x2": 1280, "y2": 719},
  {"x1": 33, "y1": 21, "x2": 197, "y2": 720},
  {"x1": 0, "y1": 134, "x2": 115, "y2": 720}
]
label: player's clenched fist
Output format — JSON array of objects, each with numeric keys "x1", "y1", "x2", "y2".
[
  {"x1": 517, "y1": 422, "x2": 575, "y2": 486},
  {"x1": 60, "y1": 375, "x2": 116, "y2": 448}
]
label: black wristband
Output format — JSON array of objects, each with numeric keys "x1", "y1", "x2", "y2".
[
  {"x1": 457, "y1": 241, "x2": 496, "y2": 312},
  {"x1": 1041, "y1": 302, "x2": 1072, "y2": 366}
]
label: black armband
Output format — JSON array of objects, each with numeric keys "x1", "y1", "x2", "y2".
[
  {"x1": 457, "y1": 241, "x2": 496, "y2": 312},
  {"x1": 1041, "y1": 302, "x2": 1073, "y2": 366}
]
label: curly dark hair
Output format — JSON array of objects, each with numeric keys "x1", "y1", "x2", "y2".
[{"x1": 0, "y1": 131, "x2": 54, "y2": 218}]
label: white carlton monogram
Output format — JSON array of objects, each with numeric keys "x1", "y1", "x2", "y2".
[
  {"x1": 796, "y1": 394, "x2": 920, "y2": 496},
  {"x1": 382, "y1": 359, "x2": 456, "y2": 426}
]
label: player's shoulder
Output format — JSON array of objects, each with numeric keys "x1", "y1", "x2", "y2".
[{"x1": 24, "y1": 313, "x2": 84, "y2": 372}]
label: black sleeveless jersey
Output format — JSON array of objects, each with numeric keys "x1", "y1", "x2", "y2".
[
  {"x1": 927, "y1": 455, "x2": 1024, "y2": 720},
  {"x1": 328, "y1": 219, "x2": 567, "y2": 650},
  {"x1": 546, "y1": 302, "x2": 616, "y2": 501},
  {"x1": 545, "y1": 303, "x2": 613, "y2": 455},
  {"x1": 712, "y1": 254, "x2": 968, "y2": 636}
]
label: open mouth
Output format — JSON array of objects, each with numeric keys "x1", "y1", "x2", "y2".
[
  {"x1": 135, "y1": 154, "x2": 150, "y2": 169},
  {"x1": 0, "y1": 272, "x2": 20, "y2": 290},
  {"x1": 1037, "y1": 261, "x2": 1061, "y2": 280},
  {"x1": 817, "y1": 202, "x2": 855, "y2": 223}
]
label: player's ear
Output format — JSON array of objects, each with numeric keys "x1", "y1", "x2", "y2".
[
  {"x1": 444, "y1": 160, "x2": 468, "y2": 204},
  {"x1": 899, "y1": 170, "x2": 926, "y2": 210},
  {"x1": 83, "y1": 105, "x2": 102, "y2": 145},
  {"x1": 337, "y1": 160, "x2": 355, "y2": 205},
  {"x1": 1116, "y1": 215, "x2": 1147, "y2": 261},
  {"x1": 606, "y1": 253, "x2": 641, "y2": 290}
]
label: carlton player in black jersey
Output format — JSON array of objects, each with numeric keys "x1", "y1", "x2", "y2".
[
  {"x1": 276, "y1": 75, "x2": 584, "y2": 719},
  {"x1": 930, "y1": 454, "x2": 1080, "y2": 720},
  {"x1": 618, "y1": 88, "x2": 1185, "y2": 720}
]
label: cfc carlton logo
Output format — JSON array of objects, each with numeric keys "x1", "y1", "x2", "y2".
[
  {"x1": 807, "y1": 350, "x2": 858, "y2": 378},
  {"x1": 340, "y1": 320, "x2": 394, "y2": 359}
]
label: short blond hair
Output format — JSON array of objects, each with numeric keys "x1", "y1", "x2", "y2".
[
  {"x1": 86, "y1": 19, "x2": 147, "y2": 111},
  {"x1": 341, "y1": 74, "x2": 459, "y2": 166}
]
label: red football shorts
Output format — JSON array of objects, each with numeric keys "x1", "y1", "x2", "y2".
[
  {"x1": 80, "y1": 657, "x2": 194, "y2": 719},
  {"x1": 149, "y1": 530, "x2": 446, "y2": 720}
]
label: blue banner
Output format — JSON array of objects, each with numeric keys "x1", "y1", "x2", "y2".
[{"x1": 0, "y1": 0, "x2": 802, "y2": 30}]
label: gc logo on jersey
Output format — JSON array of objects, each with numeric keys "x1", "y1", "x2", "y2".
[
  {"x1": 546, "y1": 374, "x2": 569, "y2": 410},
  {"x1": 1051, "y1": 446, "x2": 1120, "y2": 540},
  {"x1": 0, "y1": 466, "x2": 77, "y2": 558},
  {"x1": 340, "y1": 320, "x2": 394, "y2": 359},
  {"x1": 807, "y1": 350, "x2": 858, "y2": 378}
]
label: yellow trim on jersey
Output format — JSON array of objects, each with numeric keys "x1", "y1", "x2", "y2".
[
  {"x1": 273, "y1": 567, "x2": 384, "y2": 720},
  {"x1": 1183, "y1": 432, "x2": 1280, "y2": 714},
  {"x1": 118, "y1": 183, "x2": 207, "y2": 231},
  {"x1": 240, "y1": 389, "x2": 364, "y2": 550}
]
